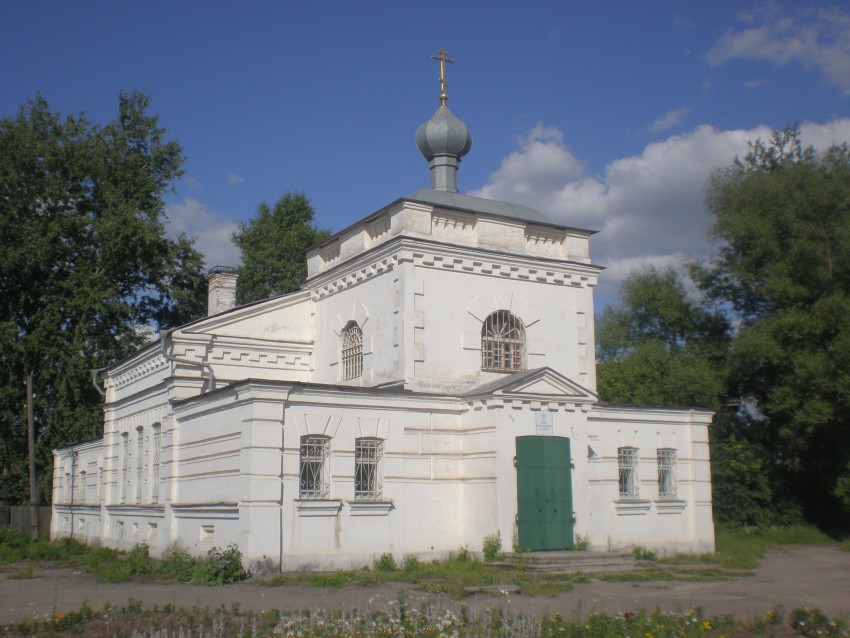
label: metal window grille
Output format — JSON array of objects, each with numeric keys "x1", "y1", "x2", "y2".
[
  {"x1": 120, "y1": 432, "x2": 129, "y2": 504},
  {"x1": 341, "y1": 322, "x2": 363, "y2": 380},
  {"x1": 481, "y1": 310, "x2": 526, "y2": 371},
  {"x1": 151, "y1": 424, "x2": 161, "y2": 504},
  {"x1": 299, "y1": 435, "x2": 330, "y2": 499},
  {"x1": 618, "y1": 447, "x2": 639, "y2": 498},
  {"x1": 657, "y1": 448, "x2": 677, "y2": 498},
  {"x1": 354, "y1": 438, "x2": 383, "y2": 500},
  {"x1": 136, "y1": 427, "x2": 144, "y2": 504}
]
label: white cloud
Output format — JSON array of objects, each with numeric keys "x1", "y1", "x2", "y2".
[
  {"x1": 468, "y1": 118, "x2": 850, "y2": 300},
  {"x1": 227, "y1": 173, "x2": 245, "y2": 185},
  {"x1": 743, "y1": 78, "x2": 768, "y2": 89},
  {"x1": 650, "y1": 107, "x2": 691, "y2": 132},
  {"x1": 705, "y1": 5, "x2": 850, "y2": 94},
  {"x1": 165, "y1": 197, "x2": 242, "y2": 268}
]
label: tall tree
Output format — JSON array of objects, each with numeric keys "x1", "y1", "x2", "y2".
[
  {"x1": 596, "y1": 265, "x2": 730, "y2": 407},
  {"x1": 232, "y1": 192, "x2": 330, "y2": 304},
  {"x1": 693, "y1": 126, "x2": 850, "y2": 529},
  {"x1": 0, "y1": 93, "x2": 207, "y2": 502}
]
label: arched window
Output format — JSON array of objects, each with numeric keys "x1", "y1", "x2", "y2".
[
  {"x1": 481, "y1": 310, "x2": 526, "y2": 372},
  {"x1": 341, "y1": 321, "x2": 363, "y2": 380}
]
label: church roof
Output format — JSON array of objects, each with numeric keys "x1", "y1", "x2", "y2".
[{"x1": 405, "y1": 188, "x2": 557, "y2": 226}]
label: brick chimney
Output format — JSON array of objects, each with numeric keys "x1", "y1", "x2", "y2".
[{"x1": 206, "y1": 266, "x2": 239, "y2": 316}]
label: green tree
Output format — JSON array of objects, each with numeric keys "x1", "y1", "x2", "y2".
[
  {"x1": 694, "y1": 125, "x2": 850, "y2": 529},
  {"x1": 596, "y1": 265, "x2": 729, "y2": 407},
  {"x1": 0, "y1": 93, "x2": 206, "y2": 503},
  {"x1": 231, "y1": 192, "x2": 330, "y2": 305}
]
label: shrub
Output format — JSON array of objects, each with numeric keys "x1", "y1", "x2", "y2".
[
  {"x1": 402, "y1": 555, "x2": 421, "y2": 573},
  {"x1": 374, "y1": 552, "x2": 397, "y2": 572},
  {"x1": 482, "y1": 532, "x2": 502, "y2": 562},
  {"x1": 192, "y1": 545, "x2": 245, "y2": 585}
]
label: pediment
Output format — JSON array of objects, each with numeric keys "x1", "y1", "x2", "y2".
[{"x1": 464, "y1": 367, "x2": 597, "y2": 403}]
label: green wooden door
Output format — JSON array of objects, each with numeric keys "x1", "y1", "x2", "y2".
[{"x1": 516, "y1": 436, "x2": 573, "y2": 551}]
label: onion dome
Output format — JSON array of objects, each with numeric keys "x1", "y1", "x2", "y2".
[{"x1": 415, "y1": 104, "x2": 473, "y2": 162}]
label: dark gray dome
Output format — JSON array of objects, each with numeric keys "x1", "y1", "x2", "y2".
[{"x1": 415, "y1": 104, "x2": 472, "y2": 161}]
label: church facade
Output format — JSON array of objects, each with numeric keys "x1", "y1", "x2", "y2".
[{"x1": 51, "y1": 78, "x2": 715, "y2": 570}]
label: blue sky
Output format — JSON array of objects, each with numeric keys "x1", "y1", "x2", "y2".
[{"x1": 2, "y1": 1, "x2": 849, "y2": 302}]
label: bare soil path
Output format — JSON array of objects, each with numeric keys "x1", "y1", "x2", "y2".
[{"x1": 1, "y1": 546, "x2": 848, "y2": 625}]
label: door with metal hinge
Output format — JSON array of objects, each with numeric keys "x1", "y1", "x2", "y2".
[{"x1": 515, "y1": 436, "x2": 573, "y2": 551}]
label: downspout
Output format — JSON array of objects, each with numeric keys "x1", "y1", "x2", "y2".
[
  {"x1": 159, "y1": 330, "x2": 216, "y2": 393},
  {"x1": 279, "y1": 383, "x2": 299, "y2": 571}
]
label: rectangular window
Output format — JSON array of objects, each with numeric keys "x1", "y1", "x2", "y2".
[
  {"x1": 354, "y1": 438, "x2": 383, "y2": 500},
  {"x1": 135, "y1": 427, "x2": 144, "y2": 504},
  {"x1": 151, "y1": 424, "x2": 161, "y2": 504},
  {"x1": 120, "y1": 432, "x2": 129, "y2": 504},
  {"x1": 79, "y1": 471, "x2": 87, "y2": 503},
  {"x1": 618, "y1": 447, "x2": 639, "y2": 498},
  {"x1": 657, "y1": 448, "x2": 677, "y2": 498},
  {"x1": 299, "y1": 435, "x2": 330, "y2": 499}
]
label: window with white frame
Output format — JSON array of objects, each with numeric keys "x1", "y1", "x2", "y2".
[
  {"x1": 341, "y1": 322, "x2": 363, "y2": 380},
  {"x1": 299, "y1": 435, "x2": 330, "y2": 499},
  {"x1": 657, "y1": 448, "x2": 677, "y2": 498},
  {"x1": 151, "y1": 423, "x2": 161, "y2": 504},
  {"x1": 481, "y1": 310, "x2": 526, "y2": 372},
  {"x1": 120, "y1": 432, "x2": 129, "y2": 504},
  {"x1": 354, "y1": 438, "x2": 383, "y2": 500},
  {"x1": 618, "y1": 447, "x2": 639, "y2": 498},
  {"x1": 135, "y1": 426, "x2": 144, "y2": 504}
]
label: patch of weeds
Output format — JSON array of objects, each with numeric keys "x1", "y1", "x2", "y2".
[
  {"x1": 840, "y1": 539, "x2": 850, "y2": 552},
  {"x1": 191, "y1": 544, "x2": 244, "y2": 585},
  {"x1": 790, "y1": 606, "x2": 848, "y2": 637},
  {"x1": 306, "y1": 570, "x2": 358, "y2": 588},
  {"x1": 414, "y1": 581, "x2": 453, "y2": 594},
  {"x1": 713, "y1": 525, "x2": 833, "y2": 569},
  {"x1": 374, "y1": 552, "x2": 397, "y2": 572},
  {"x1": 599, "y1": 566, "x2": 752, "y2": 583},
  {"x1": 573, "y1": 533, "x2": 590, "y2": 551},
  {"x1": 455, "y1": 545, "x2": 471, "y2": 562},
  {"x1": 402, "y1": 554, "x2": 421, "y2": 573},
  {"x1": 482, "y1": 531, "x2": 502, "y2": 562},
  {"x1": 633, "y1": 545, "x2": 657, "y2": 561},
  {"x1": 7, "y1": 563, "x2": 34, "y2": 579},
  {"x1": 257, "y1": 573, "x2": 295, "y2": 586}
]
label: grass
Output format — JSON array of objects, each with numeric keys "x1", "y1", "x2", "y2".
[
  {"x1": 0, "y1": 526, "x2": 246, "y2": 585},
  {"x1": 3, "y1": 523, "x2": 839, "y2": 593},
  {"x1": 3, "y1": 598, "x2": 848, "y2": 637},
  {"x1": 659, "y1": 525, "x2": 835, "y2": 569}
]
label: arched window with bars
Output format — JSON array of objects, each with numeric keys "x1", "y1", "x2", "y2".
[
  {"x1": 341, "y1": 321, "x2": 363, "y2": 380},
  {"x1": 481, "y1": 310, "x2": 526, "y2": 372}
]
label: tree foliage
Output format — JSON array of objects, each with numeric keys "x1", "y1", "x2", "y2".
[
  {"x1": 231, "y1": 192, "x2": 330, "y2": 305},
  {"x1": 694, "y1": 125, "x2": 850, "y2": 529},
  {"x1": 596, "y1": 266, "x2": 730, "y2": 407},
  {"x1": 0, "y1": 93, "x2": 206, "y2": 503}
]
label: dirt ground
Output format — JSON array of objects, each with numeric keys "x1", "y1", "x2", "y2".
[{"x1": 1, "y1": 546, "x2": 848, "y2": 625}]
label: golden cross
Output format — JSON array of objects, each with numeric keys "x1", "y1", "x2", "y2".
[{"x1": 430, "y1": 48, "x2": 454, "y2": 105}]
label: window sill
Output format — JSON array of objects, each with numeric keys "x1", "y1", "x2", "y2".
[
  {"x1": 295, "y1": 499, "x2": 342, "y2": 517},
  {"x1": 348, "y1": 500, "x2": 394, "y2": 516},
  {"x1": 613, "y1": 499, "x2": 651, "y2": 515},
  {"x1": 655, "y1": 499, "x2": 686, "y2": 514}
]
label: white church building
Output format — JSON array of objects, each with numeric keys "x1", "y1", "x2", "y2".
[{"x1": 52, "y1": 66, "x2": 715, "y2": 570}]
